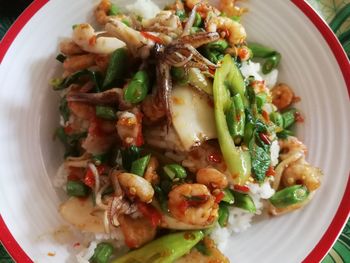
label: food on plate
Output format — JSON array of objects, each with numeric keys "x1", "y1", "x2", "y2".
[{"x1": 50, "y1": 0, "x2": 323, "y2": 261}]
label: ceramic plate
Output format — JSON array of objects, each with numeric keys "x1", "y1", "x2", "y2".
[{"x1": 0, "y1": 0, "x2": 349, "y2": 262}]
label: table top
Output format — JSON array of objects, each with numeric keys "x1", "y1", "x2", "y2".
[{"x1": 0, "y1": 1, "x2": 349, "y2": 262}]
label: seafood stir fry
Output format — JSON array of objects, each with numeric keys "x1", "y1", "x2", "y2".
[{"x1": 51, "y1": 0, "x2": 323, "y2": 262}]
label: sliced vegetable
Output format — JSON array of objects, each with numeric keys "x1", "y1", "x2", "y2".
[
  {"x1": 163, "y1": 164, "x2": 187, "y2": 180},
  {"x1": 256, "y1": 93, "x2": 267, "y2": 111},
  {"x1": 202, "y1": 40, "x2": 229, "y2": 64},
  {"x1": 187, "y1": 68, "x2": 213, "y2": 94},
  {"x1": 218, "y1": 203, "x2": 229, "y2": 227},
  {"x1": 124, "y1": 70, "x2": 150, "y2": 104},
  {"x1": 232, "y1": 191, "x2": 256, "y2": 213},
  {"x1": 175, "y1": 10, "x2": 186, "y2": 21},
  {"x1": 103, "y1": 48, "x2": 128, "y2": 89},
  {"x1": 59, "y1": 97, "x2": 70, "y2": 122},
  {"x1": 193, "y1": 12, "x2": 202, "y2": 27},
  {"x1": 171, "y1": 67, "x2": 186, "y2": 83},
  {"x1": 282, "y1": 108, "x2": 297, "y2": 129},
  {"x1": 270, "y1": 111, "x2": 284, "y2": 128},
  {"x1": 269, "y1": 185, "x2": 309, "y2": 208},
  {"x1": 226, "y1": 93, "x2": 245, "y2": 144},
  {"x1": 131, "y1": 154, "x2": 151, "y2": 177},
  {"x1": 95, "y1": 106, "x2": 116, "y2": 120},
  {"x1": 90, "y1": 242, "x2": 114, "y2": 263},
  {"x1": 277, "y1": 129, "x2": 294, "y2": 139},
  {"x1": 112, "y1": 231, "x2": 204, "y2": 263},
  {"x1": 66, "y1": 180, "x2": 90, "y2": 197},
  {"x1": 213, "y1": 55, "x2": 251, "y2": 185}
]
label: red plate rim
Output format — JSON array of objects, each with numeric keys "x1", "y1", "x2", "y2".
[{"x1": 0, "y1": 0, "x2": 349, "y2": 262}]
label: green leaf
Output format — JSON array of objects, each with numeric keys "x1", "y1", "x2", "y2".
[{"x1": 249, "y1": 142, "x2": 270, "y2": 182}]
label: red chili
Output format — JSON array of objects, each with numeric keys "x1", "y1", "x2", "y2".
[
  {"x1": 234, "y1": 184, "x2": 250, "y2": 193},
  {"x1": 141, "y1": 31, "x2": 163, "y2": 44},
  {"x1": 208, "y1": 67, "x2": 216, "y2": 75},
  {"x1": 83, "y1": 168, "x2": 95, "y2": 188},
  {"x1": 178, "y1": 200, "x2": 189, "y2": 215},
  {"x1": 68, "y1": 167, "x2": 84, "y2": 181},
  {"x1": 294, "y1": 111, "x2": 304, "y2": 123},
  {"x1": 214, "y1": 191, "x2": 225, "y2": 203},
  {"x1": 259, "y1": 133, "x2": 271, "y2": 145},
  {"x1": 266, "y1": 166, "x2": 276, "y2": 177},
  {"x1": 207, "y1": 152, "x2": 222, "y2": 163},
  {"x1": 137, "y1": 202, "x2": 162, "y2": 228},
  {"x1": 64, "y1": 125, "x2": 74, "y2": 134}
]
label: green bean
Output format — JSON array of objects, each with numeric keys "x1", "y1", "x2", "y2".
[
  {"x1": 66, "y1": 181, "x2": 90, "y2": 197},
  {"x1": 221, "y1": 188, "x2": 235, "y2": 204},
  {"x1": 52, "y1": 69, "x2": 102, "y2": 91},
  {"x1": 193, "y1": 12, "x2": 202, "y2": 27},
  {"x1": 112, "y1": 231, "x2": 204, "y2": 263},
  {"x1": 269, "y1": 185, "x2": 309, "y2": 208},
  {"x1": 175, "y1": 10, "x2": 186, "y2": 21},
  {"x1": 171, "y1": 67, "x2": 186, "y2": 83},
  {"x1": 232, "y1": 191, "x2": 256, "y2": 213},
  {"x1": 281, "y1": 108, "x2": 297, "y2": 128},
  {"x1": 206, "y1": 40, "x2": 229, "y2": 52},
  {"x1": 124, "y1": 70, "x2": 150, "y2": 103},
  {"x1": 226, "y1": 94, "x2": 245, "y2": 144},
  {"x1": 92, "y1": 152, "x2": 110, "y2": 166},
  {"x1": 277, "y1": 129, "x2": 294, "y2": 139},
  {"x1": 90, "y1": 242, "x2": 114, "y2": 263},
  {"x1": 262, "y1": 53, "x2": 281, "y2": 74},
  {"x1": 218, "y1": 204, "x2": 229, "y2": 227},
  {"x1": 163, "y1": 164, "x2": 187, "y2": 180},
  {"x1": 103, "y1": 48, "x2": 128, "y2": 89},
  {"x1": 270, "y1": 111, "x2": 284, "y2": 128},
  {"x1": 131, "y1": 154, "x2": 151, "y2": 177},
  {"x1": 95, "y1": 106, "x2": 116, "y2": 120}
]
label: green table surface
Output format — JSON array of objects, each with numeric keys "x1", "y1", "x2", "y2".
[{"x1": 0, "y1": 1, "x2": 349, "y2": 262}]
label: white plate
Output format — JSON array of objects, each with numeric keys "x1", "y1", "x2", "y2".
[{"x1": 0, "y1": 0, "x2": 349, "y2": 262}]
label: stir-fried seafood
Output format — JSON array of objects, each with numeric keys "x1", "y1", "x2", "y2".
[{"x1": 51, "y1": 0, "x2": 323, "y2": 261}]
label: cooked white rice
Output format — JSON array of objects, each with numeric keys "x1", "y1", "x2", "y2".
[
  {"x1": 125, "y1": 0, "x2": 161, "y2": 19},
  {"x1": 240, "y1": 60, "x2": 278, "y2": 88}
]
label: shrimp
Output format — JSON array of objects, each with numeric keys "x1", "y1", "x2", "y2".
[
  {"x1": 118, "y1": 214, "x2": 157, "y2": 248},
  {"x1": 219, "y1": 0, "x2": 247, "y2": 17},
  {"x1": 196, "y1": 167, "x2": 228, "y2": 189},
  {"x1": 117, "y1": 172, "x2": 155, "y2": 203},
  {"x1": 206, "y1": 15, "x2": 247, "y2": 46},
  {"x1": 282, "y1": 159, "x2": 322, "y2": 191},
  {"x1": 59, "y1": 40, "x2": 84, "y2": 56},
  {"x1": 95, "y1": 0, "x2": 112, "y2": 25},
  {"x1": 144, "y1": 156, "x2": 160, "y2": 185},
  {"x1": 168, "y1": 183, "x2": 218, "y2": 226},
  {"x1": 142, "y1": 10, "x2": 182, "y2": 37},
  {"x1": 278, "y1": 136, "x2": 307, "y2": 161},
  {"x1": 72, "y1": 23, "x2": 126, "y2": 55},
  {"x1": 63, "y1": 54, "x2": 96, "y2": 74},
  {"x1": 271, "y1": 83, "x2": 295, "y2": 110}
]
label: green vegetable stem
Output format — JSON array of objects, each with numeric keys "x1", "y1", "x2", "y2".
[
  {"x1": 112, "y1": 231, "x2": 204, "y2": 263},
  {"x1": 269, "y1": 185, "x2": 309, "y2": 208},
  {"x1": 232, "y1": 191, "x2": 256, "y2": 213},
  {"x1": 163, "y1": 164, "x2": 187, "y2": 180},
  {"x1": 213, "y1": 54, "x2": 251, "y2": 185},
  {"x1": 281, "y1": 108, "x2": 297, "y2": 129}
]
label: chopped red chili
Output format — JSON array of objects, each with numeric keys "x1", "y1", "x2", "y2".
[
  {"x1": 234, "y1": 184, "x2": 250, "y2": 193},
  {"x1": 259, "y1": 133, "x2": 271, "y2": 145},
  {"x1": 214, "y1": 191, "x2": 225, "y2": 203},
  {"x1": 207, "y1": 152, "x2": 222, "y2": 163},
  {"x1": 141, "y1": 31, "x2": 163, "y2": 44},
  {"x1": 266, "y1": 166, "x2": 276, "y2": 177},
  {"x1": 137, "y1": 202, "x2": 162, "y2": 228}
]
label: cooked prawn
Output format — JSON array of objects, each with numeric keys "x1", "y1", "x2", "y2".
[
  {"x1": 168, "y1": 183, "x2": 218, "y2": 226},
  {"x1": 271, "y1": 83, "x2": 295, "y2": 110},
  {"x1": 282, "y1": 159, "x2": 322, "y2": 191},
  {"x1": 117, "y1": 173, "x2": 154, "y2": 203},
  {"x1": 116, "y1": 109, "x2": 143, "y2": 147},
  {"x1": 72, "y1": 23, "x2": 126, "y2": 55},
  {"x1": 63, "y1": 54, "x2": 96, "y2": 74},
  {"x1": 278, "y1": 136, "x2": 307, "y2": 161},
  {"x1": 59, "y1": 40, "x2": 84, "y2": 56},
  {"x1": 196, "y1": 167, "x2": 228, "y2": 189},
  {"x1": 95, "y1": 0, "x2": 112, "y2": 25},
  {"x1": 206, "y1": 15, "x2": 247, "y2": 46},
  {"x1": 219, "y1": 0, "x2": 247, "y2": 17}
]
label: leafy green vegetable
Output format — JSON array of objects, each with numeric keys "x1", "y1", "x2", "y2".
[{"x1": 249, "y1": 142, "x2": 271, "y2": 182}]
